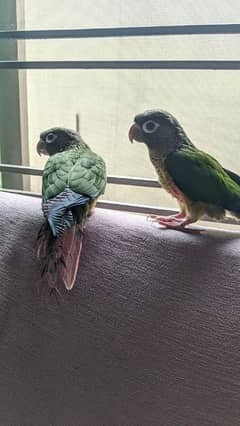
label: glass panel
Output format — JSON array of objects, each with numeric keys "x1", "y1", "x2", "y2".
[
  {"x1": 2, "y1": 0, "x2": 240, "y2": 211},
  {"x1": 24, "y1": 35, "x2": 240, "y2": 61},
  {"x1": 27, "y1": 69, "x2": 240, "y2": 208},
  {"x1": 23, "y1": 0, "x2": 240, "y2": 29}
]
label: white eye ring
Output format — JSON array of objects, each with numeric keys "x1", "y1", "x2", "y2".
[
  {"x1": 142, "y1": 120, "x2": 160, "y2": 134},
  {"x1": 45, "y1": 132, "x2": 56, "y2": 143}
]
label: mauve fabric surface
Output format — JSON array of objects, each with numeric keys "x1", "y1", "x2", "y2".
[{"x1": 0, "y1": 192, "x2": 240, "y2": 425}]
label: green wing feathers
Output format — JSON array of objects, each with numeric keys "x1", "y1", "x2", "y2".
[
  {"x1": 69, "y1": 152, "x2": 106, "y2": 197},
  {"x1": 42, "y1": 147, "x2": 107, "y2": 202},
  {"x1": 38, "y1": 145, "x2": 107, "y2": 291},
  {"x1": 165, "y1": 147, "x2": 240, "y2": 213}
]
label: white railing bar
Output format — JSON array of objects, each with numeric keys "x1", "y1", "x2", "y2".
[
  {"x1": 1, "y1": 60, "x2": 240, "y2": 70},
  {"x1": 97, "y1": 201, "x2": 240, "y2": 225},
  {"x1": 0, "y1": 164, "x2": 161, "y2": 188},
  {"x1": 1, "y1": 188, "x2": 240, "y2": 226},
  {"x1": 0, "y1": 164, "x2": 42, "y2": 176},
  {"x1": 108, "y1": 176, "x2": 160, "y2": 187},
  {"x1": 0, "y1": 24, "x2": 240, "y2": 40}
]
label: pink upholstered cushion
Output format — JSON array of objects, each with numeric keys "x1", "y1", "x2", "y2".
[{"x1": 0, "y1": 192, "x2": 240, "y2": 425}]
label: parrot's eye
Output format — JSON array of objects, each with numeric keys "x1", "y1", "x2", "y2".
[
  {"x1": 142, "y1": 120, "x2": 160, "y2": 134},
  {"x1": 45, "y1": 132, "x2": 57, "y2": 143}
]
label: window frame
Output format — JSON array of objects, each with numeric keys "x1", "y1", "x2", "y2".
[{"x1": 0, "y1": 22, "x2": 240, "y2": 226}]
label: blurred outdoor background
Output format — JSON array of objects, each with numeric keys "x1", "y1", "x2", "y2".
[{"x1": 1, "y1": 0, "x2": 240, "y2": 210}]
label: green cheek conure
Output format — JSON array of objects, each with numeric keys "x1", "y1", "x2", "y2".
[
  {"x1": 129, "y1": 109, "x2": 240, "y2": 230},
  {"x1": 36, "y1": 127, "x2": 107, "y2": 291}
]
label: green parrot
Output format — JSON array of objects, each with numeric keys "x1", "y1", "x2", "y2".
[
  {"x1": 128, "y1": 109, "x2": 240, "y2": 230},
  {"x1": 36, "y1": 127, "x2": 107, "y2": 291}
]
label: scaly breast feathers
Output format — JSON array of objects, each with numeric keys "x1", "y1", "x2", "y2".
[
  {"x1": 151, "y1": 157, "x2": 186, "y2": 203},
  {"x1": 150, "y1": 156, "x2": 226, "y2": 221}
]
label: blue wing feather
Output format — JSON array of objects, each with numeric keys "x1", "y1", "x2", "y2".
[{"x1": 43, "y1": 188, "x2": 91, "y2": 237}]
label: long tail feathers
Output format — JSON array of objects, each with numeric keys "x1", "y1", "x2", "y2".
[
  {"x1": 37, "y1": 221, "x2": 84, "y2": 291},
  {"x1": 59, "y1": 224, "x2": 84, "y2": 290}
]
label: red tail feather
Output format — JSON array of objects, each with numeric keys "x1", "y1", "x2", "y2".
[
  {"x1": 37, "y1": 222, "x2": 84, "y2": 291},
  {"x1": 59, "y1": 225, "x2": 83, "y2": 290}
]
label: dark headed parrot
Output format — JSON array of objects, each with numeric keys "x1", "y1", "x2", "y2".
[
  {"x1": 129, "y1": 109, "x2": 240, "y2": 230},
  {"x1": 36, "y1": 127, "x2": 107, "y2": 291}
]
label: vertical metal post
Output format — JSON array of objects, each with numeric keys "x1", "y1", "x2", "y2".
[
  {"x1": 0, "y1": 0, "x2": 29, "y2": 190},
  {"x1": 75, "y1": 113, "x2": 80, "y2": 133}
]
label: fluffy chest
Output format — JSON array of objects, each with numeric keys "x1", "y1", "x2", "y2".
[{"x1": 150, "y1": 155, "x2": 186, "y2": 202}]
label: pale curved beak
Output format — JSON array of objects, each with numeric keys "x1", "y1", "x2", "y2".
[{"x1": 36, "y1": 139, "x2": 48, "y2": 156}]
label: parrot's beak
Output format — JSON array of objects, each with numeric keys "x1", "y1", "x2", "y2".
[
  {"x1": 128, "y1": 123, "x2": 142, "y2": 143},
  {"x1": 36, "y1": 139, "x2": 48, "y2": 156}
]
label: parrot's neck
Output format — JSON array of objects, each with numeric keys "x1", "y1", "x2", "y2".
[
  {"x1": 62, "y1": 140, "x2": 90, "y2": 153},
  {"x1": 147, "y1": 134, "x2": 193, "y2": 161},
  {"x1": 147, "y1": 140, "x2": 179, "y2": 161}
]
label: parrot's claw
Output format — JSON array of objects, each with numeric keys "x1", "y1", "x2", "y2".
[
  {"x1": 150, "y1": 215, "x2": 203, "y2": 234},
  {"x1": 148, "y1": 211, "x2": 186, "y2": 223},
  {"x1": 158, "y1": 222, "x2": 202, "y2": 234}
]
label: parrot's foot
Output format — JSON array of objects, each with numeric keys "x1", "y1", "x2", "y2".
[
  {"x1": 148, "y1": 211, "x2": 186, "y2": 223},
  {"x1": 152, "y1": 216, "x2": 203, "y2": 234}
]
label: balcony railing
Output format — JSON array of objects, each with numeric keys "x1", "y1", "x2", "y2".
[
  {"x1": 0, "y1": 23, "x2": 240, "y2": 225},
  {"x1": 1, "y1": 23, "x2": 240, "y2": 39},
  {"x1": 0, "y1": 163, "x2": 239, "y2": 226}
]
